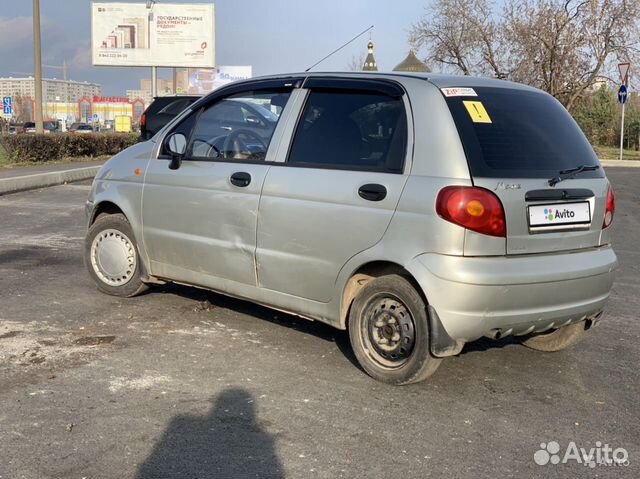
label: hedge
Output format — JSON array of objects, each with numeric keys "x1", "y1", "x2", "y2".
[{"x1": 0, "y1": 133, "x2": 139, "y2": 163}]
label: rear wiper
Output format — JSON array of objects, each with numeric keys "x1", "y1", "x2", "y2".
[{"x1": 548, "y1": 164, "x2": 600, "y2": 187}]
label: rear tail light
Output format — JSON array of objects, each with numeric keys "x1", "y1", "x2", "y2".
[
  {"x1": 436, "y1": 186, "x2": 506, "y2": 237},
  {"x1": 602, "y1": 186, "x2": 615, "y2": 229},
  {"x1": 140, "y1": 113, "x2": 146, "y2": 128}
]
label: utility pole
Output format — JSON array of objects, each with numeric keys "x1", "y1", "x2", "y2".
[
  {"x1": 151, "y1": 66, "x2": 157, "y2": 97},
  {"x1": 173, "y1": 67, "x2": 177, "y2": 93},
  {"x1": 33, "y1": 0, "x2": 44, "y2": 134}
]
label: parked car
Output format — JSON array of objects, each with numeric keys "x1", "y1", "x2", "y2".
[
  {"x1": 7, "y1": 126, "x2": 17, "y2": 135},
  {"x1": 21, "y1": 122, "x2": 36, "y2": 134},
  {"x1": 21, "y1": 121, "x2": 57, "y2": 133},
  {"x1": 74, "y1": 124, "x2": 94, "y2": 134},
  {"x1": 69, "y1": 122, "x2": 84, "y2": 133},
  {"x1": 84, "y1": 73, "x2": 617, "y2": 385},
  {"x1": 139, "y1": 95, "x2": 200, "y2": 141}
]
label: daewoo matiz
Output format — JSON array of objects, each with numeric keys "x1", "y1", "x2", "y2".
[{"x1": 85, "y1": 73, "x2": 617, "y2": 384}]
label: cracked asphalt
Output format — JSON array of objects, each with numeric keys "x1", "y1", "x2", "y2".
[{"x1": 0, "y1": 169, "x2": 638, "y2": 479}]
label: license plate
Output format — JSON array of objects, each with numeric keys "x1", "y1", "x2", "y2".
[{"x1": 528, "y1": 202, "x2": 591, "y2": 227}]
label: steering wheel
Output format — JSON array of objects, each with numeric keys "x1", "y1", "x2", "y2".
[{"x1": 222, "y1": 129, "x2": 267, "y2": 160}]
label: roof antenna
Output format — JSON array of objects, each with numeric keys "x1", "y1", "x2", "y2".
[{"x1": 305, "y1": 25, "x2": 374, "y2": 72}]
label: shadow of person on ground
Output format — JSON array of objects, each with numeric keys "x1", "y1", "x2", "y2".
[{"x1": 137, "y1": 388, "x2": 284, "y2": 479}]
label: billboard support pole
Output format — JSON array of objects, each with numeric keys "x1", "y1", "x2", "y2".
[
  {"x1": 151, "y1": 66, "x2": 157, "y2": 97},
  {"x1": 33, "y1": 0, "x2": 44, "y2": 134},
  {"x1": 173, "y1": 68, "x2": 177, "y2": 93}
]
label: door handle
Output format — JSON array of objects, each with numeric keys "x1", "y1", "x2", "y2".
[
  {"x1": 358, "y1": 184, "x2": 387, "y2": 202},
  {"x1": 230, "y1": 172, "x2": 251, "y2": 187},
  {"x1": 221, "y1": 126, "x2": 233, "y2": 131}
]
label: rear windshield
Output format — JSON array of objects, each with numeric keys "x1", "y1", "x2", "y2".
[
  {"x1": 158, "y1": 98, "x2": 197, "y2": 115},
  {"x1": 444, "y1": 87, "x2": 603, "y2": 179}
]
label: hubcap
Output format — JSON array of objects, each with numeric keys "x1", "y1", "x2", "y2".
[
  {"x1": 90, "y1": 229, "x2": 137, "y2": 287},
  {"x1": 363, "y1": 296, "x2": 415, "y2": 368}
]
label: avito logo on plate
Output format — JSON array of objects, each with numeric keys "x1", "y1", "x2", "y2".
[
  {"x1": 544, "y1": 208, "x2": 554, "y2": 221},
  {"x1": 544, "y1": 208, "x2": 577, "y2": 222}
]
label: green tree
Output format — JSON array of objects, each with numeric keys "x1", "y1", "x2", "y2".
[{"x1": 574, "y1": 86, "x2": 617, "y2": 146}]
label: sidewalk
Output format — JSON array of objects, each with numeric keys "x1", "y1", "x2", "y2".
[
  {"x1": 600, "y1": 159, "x2": 640, "y2": 168},
  {"x1": 0, "y1": 160, "x2": 105, "y2": 196},
  {"x1": 0, "y1": 160, "x2": 105, "y2": 179}
]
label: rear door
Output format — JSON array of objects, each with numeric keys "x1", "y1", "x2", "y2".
[
  {"x1": 443, "y1": 86, "x2": 609, "y2": 255},
  {"x1": 256, "y1": 78, "x2": 411, "y2": 302}
]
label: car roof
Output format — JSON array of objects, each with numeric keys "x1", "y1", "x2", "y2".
[
  {"x1": 244, "y1": 71, "x2": 541, "y2": 94},
  {"x1": 152, "y1": 95, "x2": 200, "y2": 100}
]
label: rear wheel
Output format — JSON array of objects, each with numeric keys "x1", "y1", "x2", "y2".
[
  {"x1": 85, "y1": 213, "x2": 148, "y2": 297},
  {"x1": 518, "y1": 320, "x2": 590, "y2": 352},
  {"x1": 348, "y1": 275, "x2": 441, "y2": 385}
]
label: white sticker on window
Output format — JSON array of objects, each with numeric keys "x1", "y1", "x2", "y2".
[{"x1": 441, "y1": 87, "x2": 478, "y2": 97}]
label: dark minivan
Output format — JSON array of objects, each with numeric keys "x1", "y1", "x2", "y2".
[{"x1": 139, "y1": 95, "x2": 200, "y2": 141}]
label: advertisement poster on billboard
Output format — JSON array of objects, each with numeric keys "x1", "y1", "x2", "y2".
[
  {"x1": 187, "y1": 66, "x2": 253, "y2": 94},
  {"x1": 92, "y1": 2, "x2": 215, "y2": 68}
]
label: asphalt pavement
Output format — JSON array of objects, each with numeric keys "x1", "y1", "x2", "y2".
[{"x1": 0, "y1": 170, "x2": 638, "y2": 478}]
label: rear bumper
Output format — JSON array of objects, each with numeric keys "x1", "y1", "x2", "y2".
[{"x1": 407, "y1": 247, "x2": 617, "y2": 342}]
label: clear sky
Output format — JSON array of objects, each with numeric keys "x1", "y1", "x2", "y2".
[{"x1": 0, "y1": 0, "x2": 427, "y2": 95}]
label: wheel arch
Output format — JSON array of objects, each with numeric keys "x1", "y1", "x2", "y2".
[
  {"x1": 87, "y1": 197, "x2": 151, "y2": 279},
  {"x1": 339, "y1": 261, "x2": 424, "y2": 330},
  {"x1": 339, "y1": 260, "x2": 463, "y2": 358},
  {"x1": 89, "y1": 201, "x2": 126, "y2": 226}
]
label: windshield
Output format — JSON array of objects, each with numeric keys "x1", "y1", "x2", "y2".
[{"x1": 444, "y1": 87, "x2": 603, "y2": 179}]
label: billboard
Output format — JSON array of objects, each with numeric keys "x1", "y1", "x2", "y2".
[
  {"x1": 92, "y1": 2, "x2": 215, "y2": 68},
  {"x1": 187, "y1": 66, "x2": 253, "y2": 94}
]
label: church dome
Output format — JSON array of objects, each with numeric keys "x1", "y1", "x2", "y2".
[{"x1": 393, "y1": 50, "x2": 430, "y2": 73}]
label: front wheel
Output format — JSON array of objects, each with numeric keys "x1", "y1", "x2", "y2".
[
  {"x1": 517, "y1": 320, "x2": 591, "y2": 352},
  {"x1": 348, "y1": 275, "x2": 441, "y2": 385},
  {"x1": 85, "y1": 213, "x2": 148, "y2": 297}
]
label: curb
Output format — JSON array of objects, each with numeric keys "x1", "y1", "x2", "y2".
[
  {"x1": 0, "y1": 166, "x2": 101, "y2": 196},
  {"x1": 600, "y1": 160, "x2": 640, "y2": 168}
]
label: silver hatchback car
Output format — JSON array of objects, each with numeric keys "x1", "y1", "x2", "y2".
[{"x1": 85, "y1": 73, "x2": 617, "y2": 385}]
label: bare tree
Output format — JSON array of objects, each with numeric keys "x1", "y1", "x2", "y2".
[
  {"x1": 411, "y1": 0, "x2": 640, "y2": 110},
  {"x1": 504, "y1": 0, "x2": 639, "y2": 110},
  {"x1": 410, "y1": 0, "x2": 505, "y2": 77},
  {"x1": 346, "y1": 53, "x2": 366, "y2": 71}
]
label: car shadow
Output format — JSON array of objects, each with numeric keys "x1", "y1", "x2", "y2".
[
  {"x1": 157, "y1": 282, "x2": 341, "y2": 340},
  {"x1": 136, "y1": 388, "x2": 285, "y2": 479},
  {"x1": 153, "y1": 283, "x2": 520, "y2": 370},
  {"x1": 157, "y1": 283, "x2": 366, "y2": 372},
  {"x1": 458, "y1": 336, "x2": 520, "y2": 355}
]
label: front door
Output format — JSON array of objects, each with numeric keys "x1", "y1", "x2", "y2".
[{"x1": 142, "y1": 83, "x2": 296, "y2": 287}]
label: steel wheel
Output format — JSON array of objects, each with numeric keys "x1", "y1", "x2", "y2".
[
  {"x1": 349, "y1": 275, "x2": 442, "y2": 385},
  {"x1": 90, "y1": 228, "x2": 137, "y2": 286},
  {"x1": 361, "y1": 295, "x2": 416, "y2": 368}
]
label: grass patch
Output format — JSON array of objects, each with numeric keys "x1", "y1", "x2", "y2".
[{"x1": 594, "y1": 145, "x2": 640, "y2": 161}]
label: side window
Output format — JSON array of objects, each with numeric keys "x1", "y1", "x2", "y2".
[
  {"x1": 187, "y1": 90, "x2": 291, "y2": 162},
  {"x1": 287, "y1": 91, "x2": 407, "y2": 172}
]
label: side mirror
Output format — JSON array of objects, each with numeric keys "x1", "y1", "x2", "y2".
[{"x1": 165, "y1": 132, "x2": 187, "y2": 170}]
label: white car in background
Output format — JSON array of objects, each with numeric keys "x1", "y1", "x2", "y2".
[{"x1": 74, "y1": 124, "x2": 94, "y2": 134}]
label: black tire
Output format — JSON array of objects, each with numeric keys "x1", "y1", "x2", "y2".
[
  {"x1": 84, "y1": 213, "x2": 149, "y2": 297},
  {"x1": 517, "y1": 321, "x2": 590, "y2": 352},
  {"x1": 348, "y1": 275, "x2": 442, "y2": 385}
]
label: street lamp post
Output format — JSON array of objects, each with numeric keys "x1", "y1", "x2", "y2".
[{"x1": 33, "y1": 0, "x2": 44, "y2": 134}]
